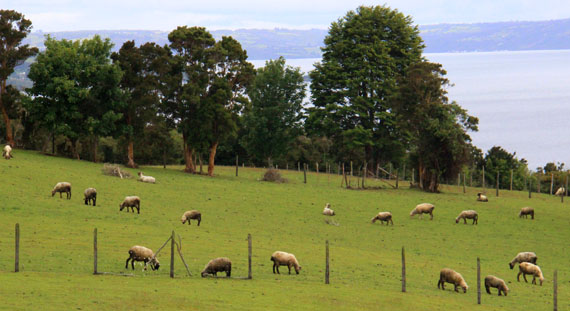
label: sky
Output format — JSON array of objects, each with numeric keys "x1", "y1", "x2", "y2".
[{"x1": 4, "y1": 0, "x2": 570, "y2": 32}]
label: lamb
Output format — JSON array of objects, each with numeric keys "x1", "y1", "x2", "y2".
[
  {"x1": 484, "y1": 275, "x2": 509, "y2": 296},
  {"x1": 84, "y1": 188, "x2": 97, "y2": 206},
  {"x1": 410, "y1": 203, "x2": 435, "y2": 220},
  {"x1": 201, "y1": 257, "x2": 232, "y2": 277},
  {"x1": 125, "y1": 245, "x2": 160, "y2": 271},
  {"x1": 137, "y1": 172, "x2": 156, "y2": 184},
  {"x1": 437, "y1": 268, "x2": 468, "y2": 293},
  {"x1": 323, "y1": 203, "x2": 335, "y2": 216},
  {"x1": 271, "y1": 251, "x2": 302, "y2": 274},
  {"x1": 455, "y1": 210, "x2": 478, "y2": 225},
  {"x1": 2, "y1": 144, "x2": 12, "y2": 159},
  {"x1": 477, "y1": 192, "x2": 488, "y2": 202},
  {"x1": 51, "y1": 182, "x2": 71, "y2": 199},
  {"x1": 517, "y1": 262, "x2": 544, "y2": 286},
  {"x1": 120, "y1": 196, "x2": 141, "y2": 214},
  {"x1": 554, "y1": 187, "x2": 565, "y2": 196},
  {"x1": 519, "y1": 207, "x2": 534, "y2": 219},
  {"x1": 509, "y1": 252, "x2": 538, "y2": 269},
  {"x1": 371, "y1": 212, "x2": 393, "y2": 225},
  {"x1": 181, "y1": 210, "x2": 201, "y2": 226}
]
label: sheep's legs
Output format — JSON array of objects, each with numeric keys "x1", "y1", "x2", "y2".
[
  {"x1": 485, "y1": 285, "x2": 491, "y2": 294},
  {"x1": 125, "y1": 258, "x2": 131, "y2": 269},
  {"x1": 197, "y1": 219, "x2": 201, "y2": 226},
  {"x1": 429, "y1": 213, "x2": 433, "y2": 220},
  {"x1": 288, "y1": 264, "x2": 292, "y2": 274},
  {"x1": 532, "y1": 276, "x2": 536, "y2": 285},
  {"x1": 132, "y1": 259, "x2": 136, "y2": 270}
]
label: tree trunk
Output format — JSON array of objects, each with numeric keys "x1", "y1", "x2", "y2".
[
  {"x1": 182, "y1": 133, "x2": 195, "y2": 173},
  {"x1": 91, "y1": 136, "x2": 98, "y2": 163},
  {"x1": 199, "y1": 153, "x2": 203, "y2": 174},
  {"x1": 70, "y1": 139, "x2": 80, "y2": 160},
  {"x1": 0, "y1": 98, "x2": 15, "y2": 147},
  {"x1": 126, "y1": 140, "x2": 136, "y2": 168},
  {"x1": 207, "y1": 141, "x2": 218, "y2": 177}
]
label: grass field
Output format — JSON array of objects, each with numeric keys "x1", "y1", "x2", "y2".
[{"x1": 0, "y1": 150, "x2": 568, "y2": 310}]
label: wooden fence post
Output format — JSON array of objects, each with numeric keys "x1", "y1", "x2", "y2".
[
  {"x1": 529, "y1": 178, "x2": 532, "y2": 199},
  {"x1": 510, "y1": 170, "x2": 513, "y2": 191},
  {"x1": 316, "y1": 162, "x2": 319, "y2": 175},
  {"x1": 235, "y1": 155, "x2": 239, "y2": 177},
  {"x1": 298, "y1": 162, "x2": 300, "y2": 172},
  {"x1": 303, "y1": 164, "x2": 307, "y2": 184},
  {"x1": 325, "y1": 240, "x2": 330, "y2": 284},
  {"x1": 248, "y1": 234, "x2": 252, "y2": 279},
  {"x1": 15, "y1": 223, "x2": 19, "y2": 273},
  {"x1": 458, "y1": 173, "x2": 461, "y2": 187},
  {"x1": 403, "y1": 164, "x2": 406, "y2": 181},
  {"x1": 537, "y1": 174, "x2": 541, "y2": 193},
  {"x1": 389, "y1": 163, "x2": 392, "y2": 179},
  {"x1": 470, "y1": 173, "x2": 473, "y2": 187},
  {"x1": 564, "y1": 175, "x2": 569, "y2": 203},
  {"x1": 401, "y1": 246, "x2": 406, "y2": 293},
  {"x1": 412, "y1": 168, "x2": 415, "y2": 185},
  {"x1": 170, "y1": 230, "x2": 175, "y2": 278},
  {"x1": 477, "y1": 257, "x2": 481, "y2": 305},
  {"x1": 350, "y1": 161, "x2": 353, "y2": 177},
  {"x1": 395, "y1": 169, "x2": 399, "y2": 189},
  {"x1": 482, "y1": 166, "x2": 485, "y2": 189},
  {"x1": 553, "y1": 269, "x2": 558, "y2": 311},
  {"x1": 93, "y1": 228, "x2": 98, "y2": 275},
  {"x1": 363, "y1": 162, "x2": 367, "y2": 188},
  {"x1": 463, "y1": 172, "x2": 466, "y2": 193},
  {"x1": 550, "y1": 173, "x2": 554, "y2": 195},
  {"x1": 496, "y1": 171, "x2": 499, "y2": 197}
]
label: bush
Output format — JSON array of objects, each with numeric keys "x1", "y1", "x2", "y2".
[
  {"x1": 102, "y1": 163, "x2": 131, "y2": 179},
  {"x1": 262, "y1": 169, "x2": 287, "y2": 183}
]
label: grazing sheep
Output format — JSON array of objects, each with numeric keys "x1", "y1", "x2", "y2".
[
  {"x1": 51, "y1": 182, "x2": 71, "y2": 199},
  {"x1": 485, "y1": 275, "x2": 509, "y2": 296},
  {"x1": 181, "y1": 210, "x2": 201, "y2": 226},
  {"x1": 371, "y1": 212, "x2": 393, "y2": 225},
  {"x1": 519, "y1": 207, "x2": 534, "y2": 219},
  {"x1": 2, "y1": 144, "x2": 13, "y2": 159},
  {"x1": 137, "y1": 172, "x2": 156, "y2": 184},
  {"x1": 438, "y1": 268, "x2": 468, "y2": 293},
  {"x1": 323, "y1": 203, "x2": 335, "y2": 216},
  {"x1": 120, "y1": 196, "x2": 141, "y2": 214},
  {"x1": 455, "y1": 210, "x2": 478, "y2": 225},
  {"x1": 554, "y1": 187, "x2": 565, "y2": 196},
  {"x1": 509, "y1": 252, "x2": 538, "y2": 269},
  {"x1": 201, "y1": 257, "x2": 232, "y2": 277},
  {"x1": 477, "y1": 192, "x2": 488, "y2": 202},
  {"x1": 271, "y1": 251, "x2": 302, "y2": 274},
  {"x1": 84, "y1": 188, "x2": 97, "y2": 206},
  {"x1": 517, "y1": 262, "x2": 544, "y2": 286},
  {"x1": 125, "y1": 245, "x2": 160, "y2": 271},
  {"x1": 410, "y1": 203, "x2": 435, "y2": 220}
]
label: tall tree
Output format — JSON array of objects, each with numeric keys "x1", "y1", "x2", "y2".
[
  {"x1": 307, "y1": 5, "x2": 424, "y2": 168},
  {"x1": 0, "y1": 10, "x2": 38, "y2": 146},
  {"x1": 242, "y1": 57, "x2": 305, "y2": 166}
]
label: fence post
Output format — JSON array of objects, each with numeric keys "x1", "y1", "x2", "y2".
[
  {"x1": 482, "y1": 166, "x2": 485, "y2": 189},
  {"x1": 15, "y1": 223, "x2": 19, "y2": 273},
  {"x1": 537, "y1": 174, "x2": 541, "y2": 193},
  {"x1": 470, "y1": 173, "x2": 473, "y2": 187},
  {"x1": 550, "y1": 173, "x2": 554, "y2": 195},
  {"x1": 350, "y1": 161, "x2": 353, "y2": 177},
  {"x1": 325, "y1": 240, "x2": 330, "y2": 284},
  {"x1": 403, "y1": 163, "x2": 406, "y2": 181},
  {"x1": 303, "y1": 164, "x2": 307, "y2": 184},
  {"x1": 395, "y1": 169, "x2": 399, "y2": 189},
  {"x1": 235, "y1": 155, "x2": 238, "y2": 177},
  {"x1": 412, "y1": 168, "x2": 415, "y2": 185},
  {"x1": 363, "y1": 162, "x2": 367, "y2": 189},
  {"x1": 170, "y1": 230, "x2": 175, "y2": 278},
  {"x1": 298, "y1": 162, "x2": 300, "y2": 172},
  {"x1": 510, "y1": 170, "x2": 513, "y2": 191},
  {"x1": 463, "y1": 172, "x2": 466, "y2": 193},
  {"x1": 529, "y1": 177, "x2": 532, "y2": 199},
  {"x1": 458, "y1": 173, "x2": 460, "y2": 187},
  {"x1": 401, "y1": 246, "x2": 406, "y2": 293},
  {"x1": 553, "y1": 269, "x2": 558, "y2": 311},
  {"x1": 316, "y1": 162, "x2": 319, "y2": 175},
  {"x1": 564, "y1": 175, "x2": 569, "y2": 203},
  {"x1": 93, "y1": 228, "x2": 98, "y2": 275},
  {"x1": 477, "y1": 257, "x2": 481, "y2": 305},
  {"x1": 496, "y1": 171, "x2": 499, "y2": 197},
  {"x1": 248, "y1": 233, "x2": 252, "y2": 279}
]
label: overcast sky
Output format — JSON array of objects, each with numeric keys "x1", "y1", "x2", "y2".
[{"x1": 4, "y1": 0, "x2": 570, "y2": 32}]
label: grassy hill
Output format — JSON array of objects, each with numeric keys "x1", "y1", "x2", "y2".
[{"x1": 0, "y1": 150, "x2": 568, "y2": 310}]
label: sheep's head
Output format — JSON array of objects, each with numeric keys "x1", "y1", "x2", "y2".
[
  {"x1": 181, "y1": 216, "x2": 187, "y2": 224},
  {"x1": 462, "y1": 284, "x2": 468, "y2": 293},
  {"x1": 150, "y1": 258, "x2": 160, "y2": 270},
  {"x1": 201, "y1": 270, "x2": 209, "y2": 277},
  {"x1": 502, "y1": 284, "x2": 510, "y2": 295},
  {"x1": 119, "y1": 203, "x2": 125, "y2": 211},
  {"x1": 51, "y1": 190, "x2": 56, "y2": 197},
  {"x1": 138, "y1": 172, "x2": 143, "y2": 177},
  {"x1": 455, "y1": 217, "x2": 460, "y2": 224},
  {"x1": 325, "y1": 203, "x2": 330, "y2": 209},
  {"x1": 509, "y1": 262, "x2": 515, "y2": 269},
  {"x1": 295, "y1": 266, "x2": 302, "y2": 274},
  {"x1": 409, "y1": 209, "x2": 417, "y2": 217}
]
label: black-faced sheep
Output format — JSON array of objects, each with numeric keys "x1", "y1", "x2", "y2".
[
  {"x1": 517, "y1": 262, "x2": 544, "y2": 286},
  {"x1": 485, "y1": 275, "x2": 509, "y2": 296},
  {"x1": 410, "y1": 203, "x2": 435, "y2": 220},
  {"x1": 2, "y1": 144, "x2": 13, "y2": 159},
  {"x1": 323, "y1": 203, "x2": 335, "y2": 216},
  {"x1": 125, "y1": 245, "x2": 160, "y2": 271},
  {"x1": 201, "y1": 257, "x2": 232, "y2": 277},
  {"x1": 477, "y1": 192, "x2": 488, "y2": 202},
  {"x1": 181, "y1": 210, "x2": 201, "y2": 226},
  {"x1": 120, "y1": 196, "x2": 140, "y2": 214},
  {"x1": 84, "y1": 188, "x2": 97, "y2": 206},
  {"x1": 519, "y1": 207, "x2": 534, "y2": 219},
  {"x1": 509, "y1": 252, "x2": 537, "y2": 269},
  {"x1": 455, "y1": 210, "x2": 478, "y2": 225},
  {"x1": 271, "y1": 251, "x2": 301, "y2": 274},
  {"x1": 138, "y1": 172, "x2": 156, "y2": 183},
  {"x1": 438, "y1": 268, "x2": 468, "y2": 293},
  {"x1": 371, "y1": 212, "x2": 393, "y2": 225},
  {"x1": 51, "y1": 182, "x2": 71, "y2": 199},
  {"x1": 554, "y1": 187, "x2": 565, "y2": 196}
]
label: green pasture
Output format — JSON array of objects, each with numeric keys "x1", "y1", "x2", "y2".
[{"x1": 0, "y1": 150, "x2": 568, "y2": 310}]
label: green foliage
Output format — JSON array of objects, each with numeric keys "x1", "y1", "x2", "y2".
[{"x1": 483, "y1": 146, "x2": 529, "y2": 190}]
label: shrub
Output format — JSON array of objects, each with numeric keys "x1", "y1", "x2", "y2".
[
  {"x1": 262, "y1": 169, "x2": 286, "y2": 183},
  {"x1": 102, "y1": 163, "x2": 131, "y2": 179}
]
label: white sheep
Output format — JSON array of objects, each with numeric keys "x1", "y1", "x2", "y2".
[
  {"x1": 137, "y1": 172, "x2": 156, "y2": 183},
  {"x1": 554, "y1": 187, "x2": 565, "y2": 196},
  {"x1": 323, "y1": 203, "x2": 335, "y2": 216},
  {"x1": 519, "y1": 207, "x2": 534, "y2": 219},
  {"x1": 120, "y1": 196, "x2": 141, "y2": 214},
  {"x1": 410, "y1": 203, "x2": 435, "y2": 220},
  {"x1": 51, "y1": 182, "x2": 71, "y2": 199},
  {"x1": 438, "y1": 268, "x2": 468, "y2": 293},
  {"x1": 201, "y1": 257, "x2": 232, "y2": 277},
  {"x1": 477, "y1": 192, "x2": 488, "y2": 202},
  {"x1": 455, "y1": 210, "x2": 478, "y2": 225},
  {"x1": 181, "y1": 210, "x2": 202, "y2": 226},
  {"x1": 125, "y1": 245, "x2": 160, "y2": 271},
  {"x1": 2, "y1": 144, "x2": 13, "y2": 159},
  {"x1": 84, "y1": 188, "x2": 97, "y2": 206},
  {"x1": 509, "y1": 252, "x2": 538, "y2": 269},
  {"x1": 271, "y1": 251, "x2": 302, "y2": 274},
  {"x1": 371, "y1": 212, "x2": 393, "y2": 225},
  {"x1": 517, "y1": 262, "x2": 544, "y2": 286},
  {"x1": 484, "y1": 275, "x2": 509, "y2": 296}
]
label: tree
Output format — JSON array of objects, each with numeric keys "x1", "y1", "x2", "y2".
[
  {"x1": 307, "y1": 5, "x2": 424, "y2": 169},
  {"x1": 0, "y1": 10, "x2": 38, "y2": 146},
  {"x1": 483, "y1": 146, "x2": 528, "y2": 190},
  {"x1": 27, "y1": 35, "x2": 123, "y2": 160},
  {"x1": 241, "y1": 57, "x2": 304, "y2": 167}
]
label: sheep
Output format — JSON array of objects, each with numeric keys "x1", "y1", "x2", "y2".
[
  {"x1": 371, "y1": 212, "x2": 393, "y2": 225},
  {"x1": 519, "y1": 207, "x2": 534, "y2": 219},
  {"x1": 120, "y1": 196, "x2": 141, "y2": 214},
  {"x1": 2, "y1": 144, "x2": 13, "y2": 159},
  {"x1": 125, "y1": 245, "x2": 160, "y2": 271},
  {"x1": 410, "y1": 203, "x2": 435, "y2": 220},
  {"x1": 554, "y1": 187, "x2": 565, "y2": 197},
  {"x1": 271, "y1": 251, "x2": 301, "y2": 274},
  {"x1": 51, "y1": 182, "x2": 71, "y2": 199},
  {"x1": 323, "y1": 203, "x2": 335, "y2": 216},
  {"x1": 437, "y1": 268, "x2": 468, "y2": 293},
  {"x1": 181, "y1": 210, "x2": 201, "y2": 226},
  {"x1": 477, "y1": 192, "x2": 488, "y2": 202},
  {"x1": 517, "y1": 262, "x2": 544, "y2": 286},
  {"x1": 455, "y1": 210, "x2": 478, "y2": 225},
  {"x1": 201, "y1": 257, "x2": 232, "y2": 277},
  {"x1": 84, "y1": 188, "x2": 97, "y2": 206},
  {"x1": 509, "y1": 252, "x2": 538, "y2": 269},
  {"x1": 485, "y1": 275, "x2": 509, "y2": 296},
  {"x1": 137, "y1": 172, "x2": 156, "y2": 184}
]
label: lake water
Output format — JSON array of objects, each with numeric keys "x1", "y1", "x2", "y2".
[{"x1": 251, "y1": 50, "x2": 570, "y2": 170}]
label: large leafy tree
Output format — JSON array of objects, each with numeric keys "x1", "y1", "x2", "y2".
[
  {"x1": 0, "y1": 10, "x2": 38, "y2": 146},
  {"x1": 241, "y1": 57, "x2": 305, "y2": 166},
  {"x1": 483, "y1": 146, "x2": 528, "y2": 190},
  {"x1": 27, "y1": 35, "x2": 123, "y2": 160},
  {"x1": 307, "y1": 5, "x2": 424, "y2": 168}
]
